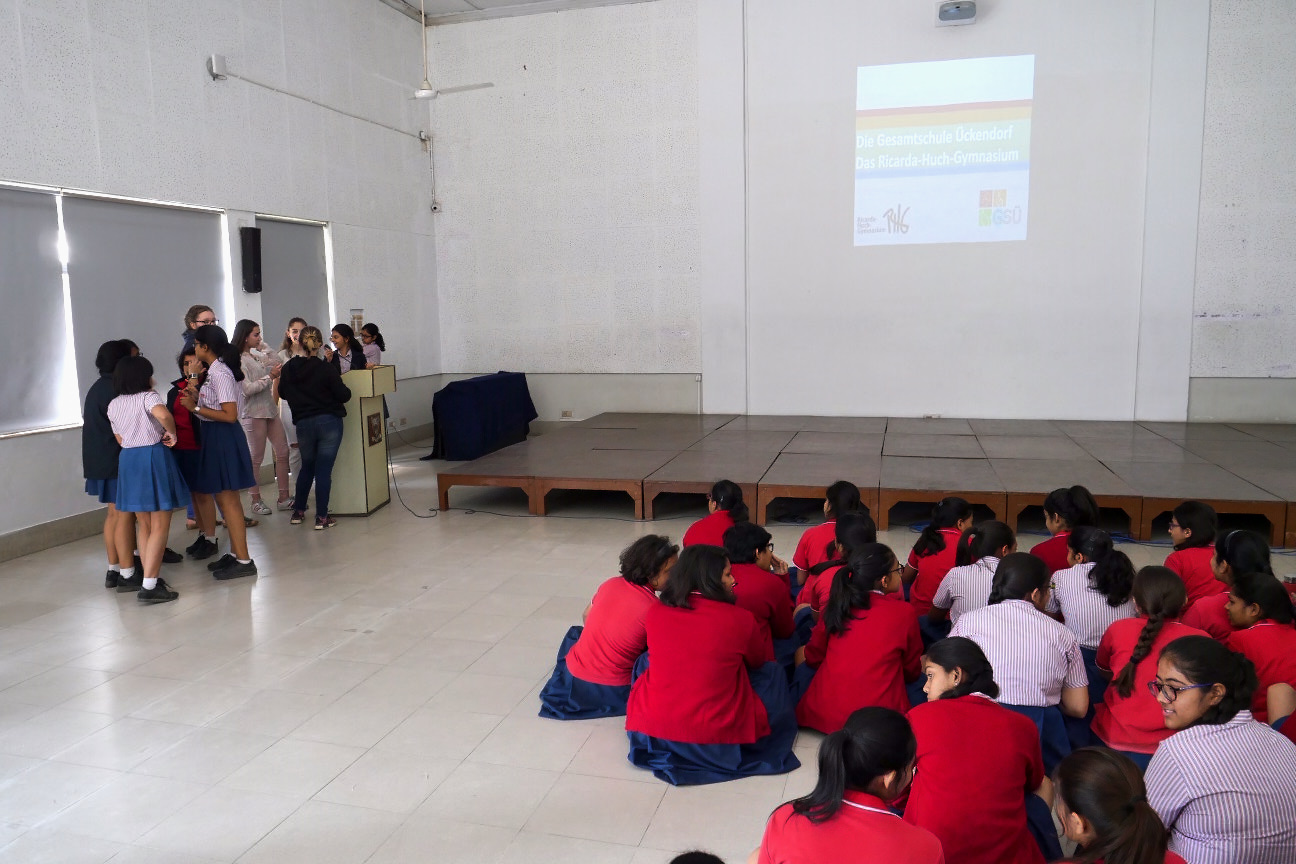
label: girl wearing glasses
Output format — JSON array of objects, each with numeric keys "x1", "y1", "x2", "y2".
[
  {"x1": 905, "y1": 637, "x2": 1052, "y2": 864},
  {"x1": 1224, "y1": 571, "x2": 1296, "y2": 723},
  {"x1": 950, "y1": 553, "x2": 1089, "y2": 772},
  {"x1": 681, "y1": 479, "x2": 749, "y2": 547},
  {"x1": 1054, "y1": 748, "x2": 1185, "y2": 864},
  {"x1": 1163, "y1": 500, "x2": 1219, "y2": 610},
  {"x1": 749, "y1": 708, "x2": 942, "y2": 864},
  {"x1": 1180, "y1": 529, "x2": 1272, "y2": 642},
  {"x1": 1092, "y1": 567, "x2": 1207, "y2": 770},
  {"x1": 794, "y1": 544, "x2": 921, "y2": 733},
  {"x1": 722, "y1": 522, "x2": 796, "y2": 665},
  {"x1": 1146, "y1": 635, "x2": 1296, "y2": 863}
]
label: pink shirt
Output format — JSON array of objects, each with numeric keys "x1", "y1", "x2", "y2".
[
  {"x1": 107, "y1": 391, "x2": 165, "y2": 448},
  {"x1": 565, "y1": 577, "x2": 657, "y2": 687}
]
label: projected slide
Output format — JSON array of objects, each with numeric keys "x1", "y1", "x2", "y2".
[{"x1": 854, "y1": 55, "x2": 1034, "y2": 246}]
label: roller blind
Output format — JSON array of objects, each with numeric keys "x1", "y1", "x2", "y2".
[
  {"x1": 256, "y1": 218, "x2": 330, "y2": 342},
  {"x1": 0, "y1": 188, "x2": 74, "y2": 435},
  {"x1": 62, "y1": 197, "x2": 225, "y2": 400}
]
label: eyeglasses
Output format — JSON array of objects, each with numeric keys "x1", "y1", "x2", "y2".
[
  {"x1": 1169, "y1": 521, "x2": 1182, "y2": 530},
  {"x1": 196, "y1": 317, "x2": 218, "y2": 326},
  {"x1": 1146, "y1": 680, "x2": 1215, "y2": 703}
]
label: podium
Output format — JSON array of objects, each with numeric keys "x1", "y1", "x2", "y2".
[{"x1": 330, "y1": 365, "x2": 396, "y2": 516}]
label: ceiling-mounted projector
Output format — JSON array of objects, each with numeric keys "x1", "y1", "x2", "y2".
[{"x1": 936, "y1": 1, "x2": 977, "y2": 26}]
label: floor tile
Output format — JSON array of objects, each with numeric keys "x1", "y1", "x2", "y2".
[
  {"x1": 235, "y1": 800, "x2": 403, "y2": 864},
  {"x1": 498, "y1": 831, "x2": 639, "y2": 864},
  {"x1": 375, "y1": 707, "x2": 504, "y2": 760},
  {"x1": 0, "y1": 760, "x2": 121, "y2": 828},
  {"x1": 135, "y1": 786, "x2": 301, "y2": 861},
  {"x1": 0, "y1": 707, "x2": 114, "y2": 759},
  {"x1": 0, "y1": 827, "x2": 123, "y2": 864},
  {"x1": 313, "y1": 748, "x2": 459, "y2": 813},
  {"x1": 468, "y1": 715, "x2": 593, "y2": 772},
  {"x1": 220, "y1": 738, "x2": 366, "y2": 799},
  {"x1": 366, "y1": 816, "x2": 516, "y2": 864},
  {"x1": 416, "y1": 761, "x2": 560, "y2": 830},
  {"x1": 525, "y1": 774, "x2": 665, "y2": 845},
  {"x1": 51, "y1": 717, "x2": 196, "y2": 771},
  {"x1": 133, "y1": 726, "x2": 276, "y2": 784},
  {"x1": 41, "y1": 772, "x2": 207, "y2": 843}
]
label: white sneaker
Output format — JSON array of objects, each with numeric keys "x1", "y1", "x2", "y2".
[
  {"x1": 250, "y1": 500, "x2": 272, "y2": 516},
  {"x1": 275, "y1": 498, "x2": 295, "y2": 512}
]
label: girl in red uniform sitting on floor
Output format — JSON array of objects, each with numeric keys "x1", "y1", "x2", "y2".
[
  {"x1": 625, "y1": 545, "x2": 800, "y2": 785},
  {"x1": 794, "y1": 511, "x2": 877, "y2": 618},
  {"x1": 950, "y1": 553, "x2": 1089, "y2": 772},
  {"x1": 905, "y1": 637, "x2": 1052, "y2": 864},
  {"x1": 1031, "y1": 485, "x2": 1099, "y2": 574},
  {"x1": 903, "y1": 496, "x2": 973, "y2": 612},
  {"x1": 682, "y1": 479, "x2": 749, "y2": 547},
  {"x1": 1269, "y1": 682, "x2": 1296, "y2": 746},
  {"x1": 1225, "y1": 570, "x2": 1296, "y2": 723},
  {"x1": 928, "y1": 520, "x2": 1016, "y2": 629},
  {"x1": 794, "y1": 544, "x2": 921, "y2": 732},
  {"x1": 1163, "y1": 500, "x2": 1219, "y2": 610},
  {"x1": 1092, "y1": 566, "x2": 1206, "y2": 770},
  {"x1": 749, "y1": 707, "x2": 943, "y2": 864},
  {"x1": 539, "y1": 535, "x2": 677, "y2": 720},
  {"x1": 723, "y1": 522, "x2": 796, "y2": 669},
  {"x1": 1180, "y1": 529, "x2": 1271, "y2": 641},
  {"x1": 791, "y1": 481, "x2": 866, "y2": 598},
  {"x1": 1146, "y1": 636, "x2": 1296, "y2": 864},
  {"x1": 1054, "y1": 748, "x2": 1187, "y2": 864}
]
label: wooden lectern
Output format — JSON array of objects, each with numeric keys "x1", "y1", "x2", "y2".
[{"x1": 330, "y1": 365, "x2": 397, "y2": 516}]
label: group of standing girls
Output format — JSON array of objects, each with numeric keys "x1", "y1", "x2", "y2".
[{"x1": 537, "y1": 476, "x2": 1296, "y2": 863}]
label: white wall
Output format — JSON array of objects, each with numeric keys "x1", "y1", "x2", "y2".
[
  {"x1": 428, "y1": 0, "x2": 702, "y2": 375},
  {"x1": 1187, "y1": 0, "x2": 1296, "y2": 419},
  {"x1": 0, "y1": 0, "x2": 438, "y2": 537}
]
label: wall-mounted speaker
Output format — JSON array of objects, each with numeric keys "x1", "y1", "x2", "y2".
[{"x1": 240, "y1": 226, "x2": 262, "y2": 293}]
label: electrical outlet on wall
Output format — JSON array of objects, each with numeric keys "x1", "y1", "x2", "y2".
[{"x1": 561, "y1": 410, "x2": 574, "y2": 419}]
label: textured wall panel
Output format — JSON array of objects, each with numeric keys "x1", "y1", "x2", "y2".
[
  {"x1": 1191, "y1": 0, "x2": 1296, "y2": 377},
  {"x1": 431, "y1": 0, "x2": 701, "y2": 374}
]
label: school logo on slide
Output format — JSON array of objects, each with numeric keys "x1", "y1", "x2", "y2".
[{"x1": 978, "y1": 189, "x2": 1022, "y2": 227}]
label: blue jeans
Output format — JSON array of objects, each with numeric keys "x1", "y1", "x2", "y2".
[{"x1": 294, "y1": 414, "x2": 343, "y2": 518}]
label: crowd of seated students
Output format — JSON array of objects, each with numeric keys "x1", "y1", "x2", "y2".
[{"x1": 537, "y1": 481, "x2": 1296, "y2": 863}]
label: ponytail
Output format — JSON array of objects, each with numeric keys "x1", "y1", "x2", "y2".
[
  {"x1": 987, "y1": 553, "x2": 1048, "y2": 605},
  {"x1": 790, "y1": 707, "x2": 915, "y2": 824},
  {"x1": 1070, "y1": 526, "x2": 1135, "y2": 608},
  {"x1": 954, "y1": 520, "x2": 1015, "y2": 568},
  {"x1": 824, "y1": 480, "x2": 864, "y2": 520},
  {"x1": 1214, "y1": 530, "x2": 1273, "y2": 581},
  {"x1": 193, "y1": 324, "x2": 245, "y2": 382},
  {"x1": 709, "y1": 479, "x2": 749, "y2": 524},
  {"x1": 1043, "y1": 485, "x2": 1099, "y2": 530},
  {"x1": 1170, "y1": 500, "x2": 1217, "y2": 551},
  {"x1": 361, "y1": 322, "x2": 386, "y2": 351},
  {"x1": 807, "y1": 512, "x2": 878, "y2": 577},
  {"x1": 1230, "y1": 571, "x2": 1295, "y2": 625},
  {"x1": 925, "y1": 637, "x2": 999, "y2": 700},
  {"x1": 1055, "y1": 748, "x2": 1169, "y2": 864},
  {"x1": 1114, "y1": 567, "x2": 1186, "y2": 698},
  {"x1": 1159, "y1": 636, "x2": 1258, "y2": 726},
  {"x1": 822, "y1": 543, "x2": 896, "y2": 635},
  {"x1": 913, "y1": 497, "x2": 973, "y2": 558}
]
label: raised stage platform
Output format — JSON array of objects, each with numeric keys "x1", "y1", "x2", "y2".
[{"x1": 436, "y1": 414, "x2": 1296, "y2": 545}]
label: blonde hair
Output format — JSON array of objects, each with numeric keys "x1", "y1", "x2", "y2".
[{"x1": 300, "y1": 326, "x2": 324, "y2": 353}]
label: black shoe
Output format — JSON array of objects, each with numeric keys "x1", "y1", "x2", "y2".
[
  {"x1": 133, "y1": 554, "x2": 143, "y2": 572},
  {"x1": 115, "y1": 572, "x2": 144, "y2": 593},
  {"x1": 162, "y1": 547, "x2": 183, "y2": 564},
  {"x1": 206, "y1": 553, "x2": 237, "y2": 572},
  {"x1": 138, "y1": 578, "x2": 179, "y2": 604},
  {"x1": 105, "y1": 570, "x2": 120, "y2": 589},
  {"x1": 213, "y1": 559, "x2": 257, "y2": 581},
  {"x1": 187, "y1": 537, "x2": 218, "y2": 560}
]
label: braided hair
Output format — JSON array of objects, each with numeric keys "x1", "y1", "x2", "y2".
[
  {"x1": 1113, "y1": 567, "x2": 1187, "y2": 698},
  {"x1": 1159, "y1": 635, "x2": 1258, "y2": 726}
]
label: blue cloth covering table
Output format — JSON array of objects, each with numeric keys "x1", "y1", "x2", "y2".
[{"x1": 430, "y1": 372, "x2": 538, "y2": 461}]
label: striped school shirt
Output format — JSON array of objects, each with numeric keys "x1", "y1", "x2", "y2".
[
  {"x1": 197, "y1": 359, "x2": 243, "y2": 415},
  {"x1": 950, "y1": 599, "x2": 1088, "y2": 707},
  {"x1": 1047, "y1": 561, "x2": 1137, "y2": 649},
  {"x1": 1146, "y1": 710, "x2": 1296, "y2": 864},
  {"x1": 930, "y1": 556, "x2": 1000, "y2": 625},
  {"x1": 107, "y1": 391, "x2": 165, "y2": 448}
]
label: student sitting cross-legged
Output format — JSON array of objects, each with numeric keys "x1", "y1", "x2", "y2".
[
  {"x1": 625, "y1": 545, "x2": 800, "y2": 785},
  {"x1": 539, "y1": 535, "x2": 678, "y2": 720}
]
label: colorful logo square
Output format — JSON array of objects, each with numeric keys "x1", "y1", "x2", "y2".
[
  {"x1": 993, "y1": 189, "x2": 1007, "y2": 207},
  {"x1": 979, "y1": 190, "x2": 993, "y2": 207},
  {"x1": 979, "y1": 208, "x2": 992, "y2": 226}
]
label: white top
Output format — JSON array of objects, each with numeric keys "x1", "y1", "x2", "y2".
[
  {"x1": 950, "y1": 599, "x2": 1088, "y2": 707},
  {"x1": 1048, "y1": 561, "x2": 1137, "y2": 649},
  {"x1": 931, "y1": 556, "x2": 1000, "y2": 624},
  {"x1": 239, "y1": 351, "x2": 278, "y2": 420},
  {"x1": 197, "y1": 359, "x2": 243, "y2": 416},
  {"x1": 107, "y1": 391, "x2": 165, "y2": 447}
]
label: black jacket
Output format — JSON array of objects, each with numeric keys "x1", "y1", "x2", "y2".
[
  {"x1": 279, "y1": 356, "x2": 351, "y2": 422},
  {"x1": 82, "y1": 374, "x2": 119, "y2": 479},
  {"x1": 328, "y1": 343, "x2": 367, "y2": 374}
]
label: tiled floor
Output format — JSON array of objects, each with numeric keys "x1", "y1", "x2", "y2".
[{"x1": 4, "y1": 438, "x2": 1294, "y2": 863}]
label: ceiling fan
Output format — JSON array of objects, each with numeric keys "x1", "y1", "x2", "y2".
[{"x1": 412, "y1": 0, "x2": 494, "y2": 100}]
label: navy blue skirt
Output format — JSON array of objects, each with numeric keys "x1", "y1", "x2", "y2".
[
  {"x1": 172, "y1": 448, "x2": 202, "y2": 490},
  {"x1": 919, "y1": 614, "x2": 952, "y2": 650},
  {"x1": 1113, "y1": 748, "x2": 1153, "y2": 772},
  {"x1": 115, "y1": 443, "x2": 191, "y2": 513},
  {"x1": 538, "y1": 626, "x2": 633, "y2": 720},
  {"x1": 1025, "y1": 791, "x2": 1064, "y2": 861},
  {"x1": 192, "y1": 420, "x2": 256, "y2": 494},
  {"x1": 627, "y1": 658, "x2": 801, "y2": 785},
  {"x1": 85, "y1": 477, "x2": 117, "y2": 504},
  {"x1": 1002, "y1": 703, "x2": 1071, "y2": 775}
]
